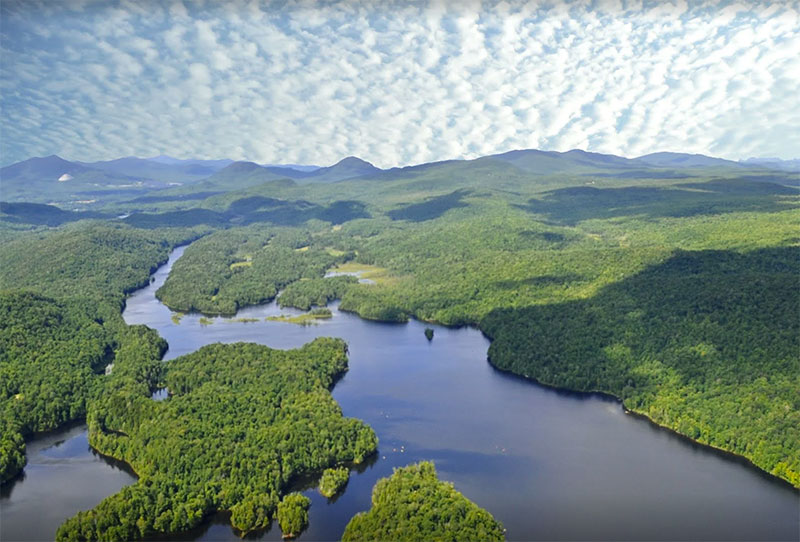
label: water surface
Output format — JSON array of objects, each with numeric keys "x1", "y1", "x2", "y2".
[{"x1": 0, "y1": 424, "x2": 136, "y2": 541}]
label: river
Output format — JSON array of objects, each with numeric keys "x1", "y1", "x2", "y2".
[{"x1": 2, "y1": 245, "x2": 798, "y2": 541}]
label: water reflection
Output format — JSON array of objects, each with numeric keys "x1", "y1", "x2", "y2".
[{"x1": 0, "y1": 425, "x2": 136, "y2": 542}]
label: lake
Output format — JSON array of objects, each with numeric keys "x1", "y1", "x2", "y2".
[{"x1": 2, "y1": 245, "x2": 797, "y2": 541}]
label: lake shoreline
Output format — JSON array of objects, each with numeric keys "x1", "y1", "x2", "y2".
[{"x1": 484, "y1": 354, "x2": 800, "y2": 492}]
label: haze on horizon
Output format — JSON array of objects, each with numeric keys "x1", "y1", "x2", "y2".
[{"x1": 1, "y1": 0, "x2": 798, "y2": 169}]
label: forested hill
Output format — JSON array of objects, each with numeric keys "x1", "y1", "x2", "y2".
[{"x1": 482, "y1": 247, "x2": 800, "y2": 486}]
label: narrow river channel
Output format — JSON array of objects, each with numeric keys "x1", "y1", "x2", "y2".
[{"x1": 2, "y1": 245, "x2": 798, "y2": 541}]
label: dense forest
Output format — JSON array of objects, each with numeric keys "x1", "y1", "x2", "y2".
[
  {"x1": 56, "y1": 339, "x2": 377, "y2": 541},
  {"x1": 482, "y1": 247, "x2": 800, "y2": 486},
  {"x1": 341, "y1": 462, "x2": 505, "y2": 541},
  {"x1": 155, "y1": 226, "x2": 350, "y2": 314},
  {"x1": 0, "y1": 225, "x2": 195, "y2": 482}
]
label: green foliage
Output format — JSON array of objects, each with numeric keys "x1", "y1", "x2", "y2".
[
  {"x1": 277, "y1": 493, "x2": 311, "y2": 538},
  {"x1": 386, "y1": 189, "x2": 471, "y2": 222},
  {"x1": 56, "y1": 338, "x2": 378, "y2": 541},
  {"x1": 0, "y1": 201, "x2": 107, "y2": 226},
  {"x1": 121, "y1": 194, "x2": 369, "y2": 229},
  {"x1": 482, "y1": 247, "x2": 800, "y2": 487},
  {"x1": 265, "y1": 309, "x2": 332, "y2": 326},
  {"x1": 278, "y1": 275, "x2": 358, "y2": 310},
  {"x1": 342, "y1": 462, "x2": 504, "y2": 542},
  {"x1": 156, "y1": 227, "x2": 348, "y2": 314},
  {"x1": 520, "y1": 180, "x2": 799, "y2": 226},
  {"x1": 0, "y1": 291, "x2": 166, "y2": 482},
  {"x1": 0, "y1": 222, "x2": 182, "y2": 484},
  {"x1": 318, "y1": 466, "x2": 349, "y2": 497},
  {"x1": 424, "y1": 328, "x2": 434, "y2": 341},
  {"x1": 0, "y1": 223, "x2": 197, "y2": 304}
]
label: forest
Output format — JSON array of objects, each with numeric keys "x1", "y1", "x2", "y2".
[
  {"x1": 341, "y1": 462, "x2": 505, "y2": 541},
  {"x1": 0, "y1": 225, "x2": 196, "y2": 483},
  {"x1": 56, "y1": 339, "x2": 377, "y2": 541},
  {"x1": 155, "y1": 226, "x2": 351, "y2": 314},
  {"x1": 482, "y1": 246, "x2": 800, "y2": 485}
]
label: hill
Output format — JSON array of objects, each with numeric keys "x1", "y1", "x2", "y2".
[{"x1": 633, "y1": 152, "x2": 744, "y2": 169}]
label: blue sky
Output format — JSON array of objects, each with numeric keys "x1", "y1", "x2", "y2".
[{"x1": 1, "y1": 0, "x2": 798, "y2": 167}]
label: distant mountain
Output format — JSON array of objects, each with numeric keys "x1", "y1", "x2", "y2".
[
  {"x1": 4, "y1": 149, "x2": 795, "y2": 206},
  {"x1": 81, "y1": 157, "x2": 229, "y2": 183},
  {"x1": 633, "y1": 152, "x2": 743, "y2": 169},
  {"x1": 1, "y1": 155, "x2": 95, "y2": 181},
  {"x1": 488, "y1": 149, "x2": 639, "y2": 175},
  {"x1": 301, "y1": 156, "x2": 382, "y2": 182},
  {"x1": 148, "y1": 155, "x2": 320, "y2": 173},
  {"x1": 146, "y1": 155, "x2": 234, "y2": 169},
  {"x1": 740, "y1": 157, "x2": 800, "y2": 172},
  {"x1": 262, "y1": 163, "x2": 321, "y2": 173},
  {"x1": 0, "y1": 155, "x2": 178, "y2": 205},
  {"x1": 194, "y1": 161, "x2": 295, "y2": 190}
]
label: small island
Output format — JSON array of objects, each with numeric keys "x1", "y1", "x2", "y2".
[
  {"x1": 267, "y1": 307, "x2": 333, "y2": 326},
  {"x1": 342, "y1": 462, "x2": 504, "y2": 541},
  {"x1": 424, "y1": 328, "x2": 434, "y2": 341},
  {"x1": 277, "y1": 493, "x2": 311, "y2": 539},
  {"x1": 319, "y1": 466, "x2": 349, "y2": 498}
]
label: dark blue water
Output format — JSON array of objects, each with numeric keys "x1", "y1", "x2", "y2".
[
  {"x1": 2, "y1": 245, "x2": 798, "y2": 541},
  {"x1": 0, "y1": 424, "x2": 136, "y2": 542}
]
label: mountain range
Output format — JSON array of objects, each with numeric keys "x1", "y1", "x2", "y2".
[{"x1": 1, "y1": 149, "x2": 797, "y2": 206}]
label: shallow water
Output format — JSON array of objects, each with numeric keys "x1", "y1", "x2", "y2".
[{"x1": 2, "y1": 245, "x2": 797, "y2": 541}]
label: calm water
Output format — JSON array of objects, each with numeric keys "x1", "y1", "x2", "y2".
[
  {"x1": 2, "y1": 245, "x2": 798, "y2": 541},
  {"x1": 0, "y1": 424, "x2": 136, "y2": 542}
]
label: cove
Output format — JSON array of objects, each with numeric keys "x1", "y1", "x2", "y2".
[
  {"x1": 0, "y1": 424, "x2": 136, "y2": 541},
  {"x1": 2, "y1": 245, "x2": 798, "y2": 541}
]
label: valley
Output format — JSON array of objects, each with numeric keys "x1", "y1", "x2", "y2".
[{"x1": 1, "y1": 148, "x2": 799, "y2": 540}]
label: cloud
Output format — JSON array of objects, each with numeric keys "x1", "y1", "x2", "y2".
[{"x1": 1, "y1": 0, "x2": 798, "y2": 168}]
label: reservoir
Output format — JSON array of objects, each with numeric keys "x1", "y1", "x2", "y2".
[{"x1": 2, "y1": 245, "x2": 798, "y2": 541}]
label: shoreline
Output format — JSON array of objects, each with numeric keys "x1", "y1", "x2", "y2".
[{"x1": 485, "y1": 355, "x2": 800, "y2": 492}]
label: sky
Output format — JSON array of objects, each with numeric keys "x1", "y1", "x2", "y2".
[{"x1": 1, "y1": 0, "x2": 798, "y2": 168}]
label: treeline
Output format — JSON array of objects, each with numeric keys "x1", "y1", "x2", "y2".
[
  {"x1": 57, "y1": 338, "x2": 378, "y2": 541},
  {"x1": 341, "y1": 462, "x2": 504, "y2": 541},
  {"x1": 482, "y1": 247, "x2": 800, "y2": 487},
  {"x1": 156, "y1": 227, "x2": 351, "y2": 314}
]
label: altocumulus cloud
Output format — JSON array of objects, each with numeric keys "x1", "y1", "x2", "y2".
[{"x1": 1, "y1": 0, "x2": 798, "y2": 167}]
